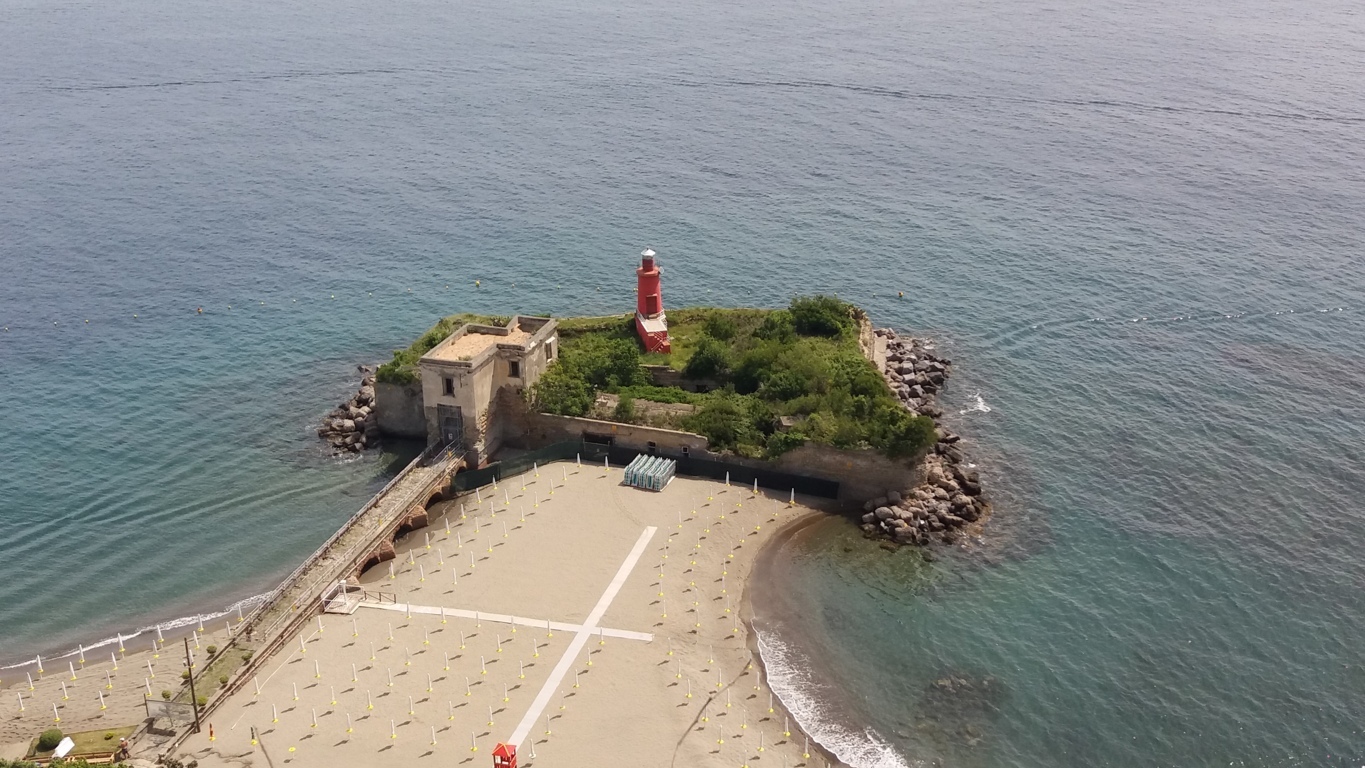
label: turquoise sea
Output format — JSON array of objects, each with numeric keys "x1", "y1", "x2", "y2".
[{"x1": 1, "y1": 0, "x2": 1362, "y2": 764}]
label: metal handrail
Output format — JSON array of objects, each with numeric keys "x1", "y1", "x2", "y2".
[
  {"x1": 245, "y1": 452, "x2": 461, "y2": 642},
  {"x1": 155, "y1": 447, "x2": 465, "y2": 756},
  {"x1": 238, "y1": 444, "x2": 457, "y2": 637}
]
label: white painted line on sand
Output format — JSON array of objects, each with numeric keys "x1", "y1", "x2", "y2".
[
  {"x1": 360, "y1": 601, "x2": 653, "y2": 642},
  {"x1": 507, "y1": 526, "x2": 657, "y2": 747}
]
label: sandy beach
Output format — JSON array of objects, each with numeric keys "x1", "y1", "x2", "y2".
[
  {"x1": 163, "y1": 462, "x2": 833, "y2": 767},
  {"x1": 0, "y1": 622, "x2": 236, "y2": 761}
]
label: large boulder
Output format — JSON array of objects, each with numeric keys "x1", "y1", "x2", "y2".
[
  {"x1": 874, "y1": 507, "x2": 896, "y2": 521},
  {"x1": 886, "y1": 490, "x2": 903, "y2": 504},
  {"x1": 339, "y1": 419, "x2": 356, "y2": 433}
]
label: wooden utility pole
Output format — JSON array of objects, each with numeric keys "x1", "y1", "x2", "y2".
[{"x1": 183, "y1": 637, "x2": 200, "y2": 733}]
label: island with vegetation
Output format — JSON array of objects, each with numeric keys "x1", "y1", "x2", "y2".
[{"x1": 369, "y1": 295, "x2": 990, "y2": 546}]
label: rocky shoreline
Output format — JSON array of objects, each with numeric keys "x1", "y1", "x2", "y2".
[
  {"x1": 315, "y1": 365, "x2": 381, "y2": 454},
  {"x1": 861, "y1": 328, "x2": 992, "y2": 546}
]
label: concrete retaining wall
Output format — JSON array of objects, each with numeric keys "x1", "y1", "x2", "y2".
[
  {"x1": 521, "y1": 412, "x2": 710, "y2": 454},
  {"x1": 713, "y1": 442, "x2": 918, "y2": 504},
  {"x1": 375, "y1": 380, "x2": 426, "y2": 439},
  {"x1": 503, "y1": 398, "x2": 912, "y2": 505}
]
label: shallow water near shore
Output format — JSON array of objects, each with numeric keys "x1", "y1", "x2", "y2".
[{"x1": 3, "y1": 0, "x2": 1364, "y2": 763}]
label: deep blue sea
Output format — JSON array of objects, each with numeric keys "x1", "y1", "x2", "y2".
[{"x1": 2, "y1": 0, "x2": 1362, "y2": 764}]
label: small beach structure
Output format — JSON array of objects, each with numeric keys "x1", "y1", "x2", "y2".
[
  {"x1": 623, "y1": 453, "x2": 677, "y2": 491},
  {"x1": 492, "y1": 742, "x2": 518, "y2": 768}
]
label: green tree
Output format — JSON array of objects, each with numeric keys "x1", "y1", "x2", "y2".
[
  {"x1": 528, "y1": 366, "x2": 595, "y2": 416},
  {"x1": 758, "y1": 370, "x2": 811, "y2": 401},
  {"x1": 753, "y1": 310, "x2": 795, "y2": 343},
  {"x1": 566, "y1": 336, "x2": 645, "y2": 389},
  {"x1": 682, "y1": 395, "x2": 755, "y2": 453},
  {"x1": 684, "y1": 337, "x2": 730, "y2": 379},
  {"x1": 613, "y1": 397, "x2": 637, "y2": 423},
  {"x1": 704, "y1": 313, "x2": 738, "y2": 341},
  {"x1": 790, "y1": 295, "x2": 854, "y2": 337},
  {"x1": 36, "y1": 729, "x2": 63, "y2": 751}
]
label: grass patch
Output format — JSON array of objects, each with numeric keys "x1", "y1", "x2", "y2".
[
  {"x1": 555, "y1": 313, "x2": 634, "y2": 336},
  {"x1": 169, "y1": 643, "x2": 249, "y2": 707},
  {"x1": 26, "y1": 725, "x2": 135, "y2": 760}
]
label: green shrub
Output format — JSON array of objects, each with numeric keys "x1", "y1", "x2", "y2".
[
  {"x1": 241, "y1": 651, "x2": 253, "y2": 662},
  {"x1": 684, "y1": 337, "x2": 730, "y2": 379},
  {"x1": 790, "y1": 295, "x2": 854, "y2": 337},
  {"x1": 758, "y1": 369, "x2": 812, "y2": 401},
  {"x1": 205, "y1": 645, "x2": 217, "y2": 656},
  {"x1": 683, "y1": 394, "x2": 766, "y2": 454},
  {"x1": 528, "y1": 365, "x2": 594, "y2": 416},
  {"x1": 180, "y1": 669, "x2": 191, "y2": 680},
  {"x1": 218, "y1": 675, "x2": 229, "y2": 686},
  {"x1": 196, "y1": 695, "x2": 207, "y2": 707},
  {"x1": 614, "y1": 385, "x2": 698, "y2": 405},
  {"x1": 703, "y1": 314, "x2": 738, "y2": 341},
  {"x1": 104, "y1": 732, "x2": 116, "y2": 741},
  {"x1": 36, "y1": 728, "x2": 63, "y2": 751},
  {"x1": 566, "y1": 336, "x2": 646, "y2": 390},
  {"x1": 612, "y1": 398, "x2": 636, "y2": 423},
  {"x1": 161, "y1": 690, "x2": 172, "y2": 700},
  {"x1": 765, "y1": 430, "x2": 807, "y2": 458},
  {"x1": 753, "y1": 310, "x2": 796, "y2": 343}
]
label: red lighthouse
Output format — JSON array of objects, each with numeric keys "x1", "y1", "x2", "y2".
[{"x1": 634, "y1": 248, "x2": 671, "y2": 353}]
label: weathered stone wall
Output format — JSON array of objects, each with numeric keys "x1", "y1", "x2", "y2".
[
  {"x1": 521, "y1": 411, "x2": 711, "y2": 454},
  {"x1": 493, "y1": 388, "x2": 534, "y2": 452},
  {"x1": 374, "y1": 380, "x2": 426, "y2": 439},
  {"x1": 772, "y1": 443, "x2": 917, "y2": 504},
  {"x1": 642, "y1": 365, "x2": 722, "y2": 393},
  {"x1": 697, "y1": 443, "x2": 918, "y2": 506},
  {"x1": 495, "y1": 393, "x2": 913, "y2": 505}
]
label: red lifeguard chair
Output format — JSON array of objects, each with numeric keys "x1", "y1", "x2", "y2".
[{"x1": 492, "y1": 742, "x2": 517, "y2": 768}]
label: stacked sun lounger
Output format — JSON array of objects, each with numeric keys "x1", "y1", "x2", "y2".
[{"x1": 623, "y1": 453, "x2": 677, "y2": 491}]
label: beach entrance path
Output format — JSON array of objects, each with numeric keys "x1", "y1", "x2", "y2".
[{"x1": 173, "y1": 463, "x2": 821, "y2": 768}]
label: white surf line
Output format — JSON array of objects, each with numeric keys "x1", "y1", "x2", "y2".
[
  {"x1": 361, "y1": 601, "x2": 653, "y2": 642},
  {"x1": 507, "y1": 526, "x2": 657, "y2": 748}
]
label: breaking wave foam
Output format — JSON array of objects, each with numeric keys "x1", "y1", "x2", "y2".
[
  {"x1": 959, "y1": 393, "x2": 992, "y2": 415},
  {"x1": 0, "y1": 592, "x2": 268, "y2": 669},
  {"x1": 756, "y1": 626, "x2": 916, "y2": 768}
]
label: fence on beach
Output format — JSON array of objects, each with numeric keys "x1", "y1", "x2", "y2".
[{"x1": 143, "y1": 441, "x2": 465, "y2": 754}]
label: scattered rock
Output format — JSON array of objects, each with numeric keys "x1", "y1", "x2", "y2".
[
  {"x1": 317, "y1": 368, "x2": 382, "y2": 454},
  {"x1": 862, "y1": 327, "x2": 992, "y2": 546}
]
